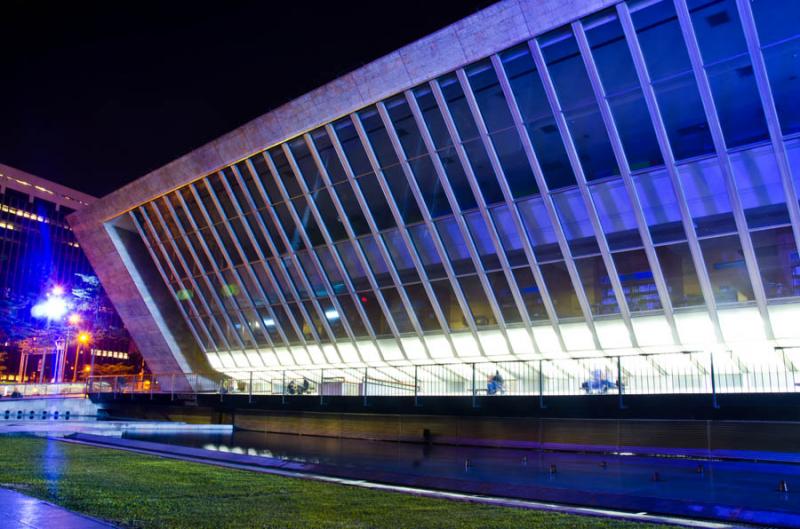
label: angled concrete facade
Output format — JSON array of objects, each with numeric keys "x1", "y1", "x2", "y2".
[{"x1": 70, "y1": 0, "x2": 800, "y2": 396}]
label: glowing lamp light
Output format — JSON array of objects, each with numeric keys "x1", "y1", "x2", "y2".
[
  {"x1": 78, "y1": 332, "x2": 91, "y2": 344},
  {"x1": 324, "y1": 309, "x2": 339, "y2": 321},
  {"x1": 68, "y1": 313, "x2": 81, "y2": 325},
  {"x1": 51, "y1": 285, "x2": 65, "y2": 296},
  {"x1": 262, "y1": 318, "x2": 276, "y2": 327},
  {"x1": 31, "y1": 294, "x2": 70, "y2": 321}
]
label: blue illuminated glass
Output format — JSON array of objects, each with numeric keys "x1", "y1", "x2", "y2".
[
  {"x1": 288, "y1": 138, "x2": 324, "y2": 192},
  {"x1": 677, "y1": 157, "x2": 736, "y2": 237},
  {"x1": 465, "y1": 211, "x2": 501, "y2": 271},
  {"x1": 575, "y1": 255, "x2": 620, "y2": 315},
  {"x1": 499, "y1": 46, "x2": 575, "y2": 189},
  {"x1": 633, "y1": 168, "x2": 685, "y2": 244},
  {"x1": 517, "y1": 196, "x2": 562, "y2": 261},
  {"x1": 465, "y1": 60, "x2": 515, "y2": 132},
  {"x1": 360, "y1": 106, "x2": 400, "y2": 168},
  {"x1": 462, "y1": 139, "x2": 504, "y2": 205},
  {"x1": 632, "y1": 0, "x2": 714, "y2": 160},
  {"x1": 540, "y1": 29, "x2": 619, "y2": 180},
  {"x1": 585, "y1": 11, "x2": 663, "y2": 170},
  {"x1": 491, "y1": 128, "x2": 538, "y2": 198},
  {"x1": 382, "y1": 165, "x2": 423, "y2": 224},
  {"x1": 413, "y1": 86, "x2": 453, "y2": 150},
  {"x1": 612, "y1": 249, "x2": 661, "y2": 311},
  {"x1": 590, "y1": 179, "x2": 642, "y2": 250},
  {"x1": 409, "y1": 155, "x2": 452, "y2": 217},
  {"x1": 385, "y1": 96, "x2": 427, "y2": 159},
  {"x1": 732, "y1": 144, "x2": 789, "y2": 228},
  {"x1": 358, "y1": 235, "x2": 393, "y2": 287},
  {"x1": 700, "y1": 235, "x2": 754, "y2": 303},
  {"x1": 333, "y1": 118, "x2": 372, "y2": 176},
  {"x1": 439, "y1": 74, "x2": 480, "y2": 141},
  {"x1": 435, "y1": 216, "x2": 475, "y2": 275},
  {"x1": 438, "y1": 147, "x2": 476, "y2": 211},
  {"x1": 355, "y1": 174, "x2": 395, "y2": 231},
  {"x1": 752, "y1": 226, "x2": 800, "y2": 299},
  {"x1": 486, "y1": 271, "x2": 522, "y2": 323},
  {"x1": 382, "y1": 229, "x2": 420, "y2": 283},
  {"x1": 552, "y1": 189, "x2": 600, "y2": 256},
  {"x1": 752, "y1": 0, "x2": 800, "y2": 135},
  {"x1": 268, "y1": 148, "x2": 303, "y2": 198},
  {"x1": 688, "y1": 0, "x2": 769, "y2": 147},
  {"x1": 310, "y1": 130, "x2": 348, "y2": 184},
  {"x1": 490, "y1": 204, "x2": 527, "y2": 266},
  {"x1": 409, "y1": 224, "x2": 446, "y2": 279}
]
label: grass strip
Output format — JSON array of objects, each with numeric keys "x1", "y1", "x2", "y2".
[{"x1": 0, "y1": 435, "x2": 683, "y2": 529}]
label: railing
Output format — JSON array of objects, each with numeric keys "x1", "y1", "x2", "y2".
[
  {"x1": 83, "y1": 348, "x2": 800, "y2": 405},
  {"x1": 0, "y1": 382, "x2": 89, "y2": 399}
]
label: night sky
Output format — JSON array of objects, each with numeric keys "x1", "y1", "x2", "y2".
[{"x1": 0, "y1": 1, "x2": 497, "y2": 198}]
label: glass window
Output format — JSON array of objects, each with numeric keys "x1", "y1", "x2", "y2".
[
  {"x1": 457, "y1": 274, "x2": 498, "y2": 327},
  {"x1": 518, "y1": 196, "x2": 561, "y2": 261},
  {"x1": 273, "y1": 202, "x2": 305, "y2": 251},
  {"x1": 270, "y1": 304, "x2": 299, "y2": 343},
  {"x1": 541, "y1": 261, "x2": 583, "y2": 318},
  {"x1": 359, "y1": 107, "x2": 399, "y2": 168},
  {"x1": 336, "y1": 240, "x2": 370, "y2": 290},
  {"x1": 248, "y1": 155, "x2": 281, "y2": 204},
  {"x1": 753, "y1": 0, "x2": 800, "y2": 135},
  {"x1": 512, "y1": 267, "x2": 549, "y2": 321},
  {"x1": 316, "y1": 246, "x2": 345, "y2": 295},
  {"x1": 257, "y1": 209, "x2": 287, "y2": 255},
  {"x1": 438, "y1": 147, "x2": 476, "y2": 211},
  {"x1": 487, "y1": 271, "x2": 523, "y2": 323},
  {"x1": 438, "y1": 74, "x2": 480, "y2": 141},
  {"x1": 612, "y1": 249, "x2": 661, "y2": 312},
  {"x1": 229, "y1": 217, "x2": 257, "y2": 263},
  {"x1": 634, "y1": 169, "x2": 685, "y2": 244},
  {"x1": 465, "y1": 211, "x2": 501, "y2": 271},
  {"x1": 284, "y1": 258, "x2": 310, "y2": 299},
  {"x1": 655, "y1": 242, "x2": 704, "y2": 308},
  {"x1": 678, "y1": 157, "x2": 736, "y2": 237},
  {"x1": 253, "y1": 262, "x2": 280, "y2": 304},
  {"x1": 435, "y1": 216, "x2": 475, "y2": 275},
  {"x1": 465, "y1": 59, "x2": 515, "y2": 132},
  {"x1": 297, "y1": 251, "x2": 326, "y2": 298},
  {"x1": 405, "y1": 283, "x2": 441, "y2": 332},
  {"x1": 332, "y1": 117, "x2": 372, "y2": 176},
  {"x1": 490, "y1": 204, "x2": 527, "y2": 266},
  {"x1": 575, "y1": 255, "x2": 620, "y2": 315},
  {"x1": 287, "y1": 138, "x2": 322, "y2": 193},
  {"x1": 288, "y1": 302, "x2": 315, "y2": 341},
  {"x1": 410, "y1": 155, "x2": 452, "y2": 218},
  {"x1": 632, "y1": 0, "x2": 714, "y2": 160},
  {"x1": 356, "y1": 291, "x2": 392, "y2": 337},
  {"x1": 491, "y1": 128, "x2": 537, "y2": 198},
  {"x1": 235, "y1": 162, "x2": 268, "y2": 212},
  {"x1": 355, "y1": 173, "x2": 395, "y2": 231},
  {"x1": 382, "y1": 229, "x2": 420, "y2": 283},
  {"x1": 381, "y1": 287, "x2": 415, "y2": 334},
  {"x1": 499, "y1": 45, "x2": 575, "y2": 189},
  {"x1": 540, "y1": 29, "x2": 619, "y2": 180},
  {"x1": 290, "y1": 196, "x2": 325, "y2": 246},
  {"x1": 332, "y1": 182, "x2": 370, "y2": 237},
  {"x1": 463, "y1": 139, "x2": 504, "y2": 205},
  {"x1": 212, "y1": 171, "x2": 239, "y2": 219},
  {"x1": 409, "y1": 224, "x2": 446, "y2": 279},
  {"x1": 688, "y1": 0, "x2": 769, "y2": 147},
  {"x1": 310, "y1": 129, "x2": 348, "y2": 184},
  {"x1": 731, "y1": 145, "x2": 790, "y2": 228},
  {"x1": 383, "y1": 165, "x2": 423, "y2": 224},
  {"x1": 552, "y1": 189, "x2": 600, "y2": 256},
  {"x1": 590, "y1": 179, "x2": 642, "y2": 250},
  {"x1": 585, "y1": 10, "x2": 662, "y2": 172},
  {"x1": 312, "y1": 188, "x2": 347, "y2": 242},
  {"x1": 700, "y1": 235, "x2": 754, "y2": 303},
  {"x1": 385, "y1": 96, "x2": 427, "y2": 159},
  {"x1": 267, "y1": 148, "x2": 303, "y2": 198},
  {"x1": 430, "y1": 279, "x2": 468, "y2": 331},
  {"x1": 269, "y1": 258, "x2": 295, "y2": 298},
  {"x1": 412, "y1": 86, "x2": 452, "y2": 150},
  {"x1": 752, "y1": 226, "x2": 800, "y2": 299},
  {"x1": 337, "y1": 294, "x2": 368, "y2": 337},
  {"x1": 358, "y1": 235, "x2": 393, "y2": 287}
]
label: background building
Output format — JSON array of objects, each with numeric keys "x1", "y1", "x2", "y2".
[
  {"x1": 69, "y1": 0, "x2": 800, "y2": 395},
  {"x1": 0, "y1": 163, "x2": 135, "y2": 382}
]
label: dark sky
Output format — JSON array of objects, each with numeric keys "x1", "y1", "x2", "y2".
[{"x1": 0, "y1": 1, "x2": 497, "y2": 198}]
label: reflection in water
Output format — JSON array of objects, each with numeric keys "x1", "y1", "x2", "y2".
[
  {"x1": 42, "y1": 439, "x2": 64, "y2": 497},
  {"x1": 122, "y1": 430, "x2": 800, "y2": 516}
]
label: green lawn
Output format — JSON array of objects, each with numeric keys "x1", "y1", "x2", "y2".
[{"x1": 0, "y1": 436, "x2": 681, "y2": 529}]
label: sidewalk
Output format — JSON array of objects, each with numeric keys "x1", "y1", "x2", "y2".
[{"x1": 0, "y1": 487, "x2": 116, "y2": 529}]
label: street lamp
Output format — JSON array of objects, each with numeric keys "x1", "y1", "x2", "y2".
[{"x1": 72, "y1": 332, "x2": 90, "y2": 383}]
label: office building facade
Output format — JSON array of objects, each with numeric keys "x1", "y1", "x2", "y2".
[{"x1": 70, "y1": 0, "x2": 800, "y2": 394}]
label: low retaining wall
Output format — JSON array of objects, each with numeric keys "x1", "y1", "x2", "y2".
[{"x1": 0, "y1": 397, "x2": 101, "y2": 421}]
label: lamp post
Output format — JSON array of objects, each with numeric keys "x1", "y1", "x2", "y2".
[{"x1": 72, "y1": 332, "x2": 90, "y2": 383}]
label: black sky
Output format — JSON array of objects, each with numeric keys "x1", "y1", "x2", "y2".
[{"x1": 0, "y1": 0, "x2": 497, "y2": 198}]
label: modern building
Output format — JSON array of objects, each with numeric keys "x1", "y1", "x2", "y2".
[
  {"x1": 69, "y1": 0, "x2": 800, "y2": 395},
  {"x1": 0, "y1": 163, "x2": 132, "y2": 382}
]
